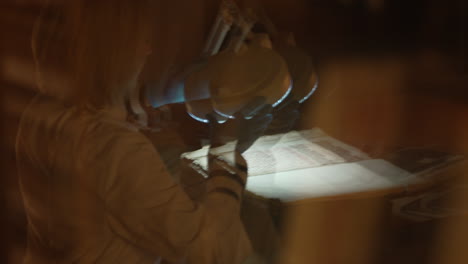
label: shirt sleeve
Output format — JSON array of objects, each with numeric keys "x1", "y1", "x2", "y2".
[{"x1": 101, "y1": 129, "x2": 252, "y2": 263}]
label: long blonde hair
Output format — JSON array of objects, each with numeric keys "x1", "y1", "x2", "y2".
[{"x1": 32, "y1": 0, "x2": 153, "y2": 108}]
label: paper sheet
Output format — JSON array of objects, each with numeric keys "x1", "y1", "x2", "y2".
[
  {"x1": 181, "y1": 129, "x2": 463, "y2": 201},
  {"x1": 182, "y1": 128, "x2": 369, "y2": 176}
]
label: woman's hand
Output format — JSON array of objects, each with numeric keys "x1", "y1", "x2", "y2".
[
  {"x1": 265, "y1": 95, "x2": 301, "y2": 135},
  {"x1": 208, "y1": 96, "x2": 273, "y2": 154}
]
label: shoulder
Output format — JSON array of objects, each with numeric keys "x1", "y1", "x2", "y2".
[{"x1": 81, "y1": 111, "x2": 156, "y2": 164}]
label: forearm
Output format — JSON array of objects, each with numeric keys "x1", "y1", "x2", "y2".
[{"x1": 184, "y1": 150, "x2": 250, "y2": 263}]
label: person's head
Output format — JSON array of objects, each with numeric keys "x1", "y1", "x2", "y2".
[{"x1": 33, "y1": 0, "x2": 153, "y2": 109}]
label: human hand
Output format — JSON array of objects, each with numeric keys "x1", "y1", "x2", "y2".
[
  {"x1": 265, "y1": 95, "x2": 300, "y2": 135},
  {"x1": 207, "y1": 96, "x2": 273, "y2": 154}
]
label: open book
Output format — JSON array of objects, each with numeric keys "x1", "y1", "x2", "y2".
[{"x1": 182, "y1": 129, "x2": 463, "y2": 201}]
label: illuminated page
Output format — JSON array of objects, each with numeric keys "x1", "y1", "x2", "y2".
[
  {"x1": 181, "y1": 128, "x2": 370, "y2": 176},
  {"x1": 181, "y1": 129, "x2": 463, "y2": 202},
  {"x1": 245, "y1": 159, "x2": 418, "y2": 202},
  {"x1": 243, "y1": 129, "x2": 369, "y2": 176}
]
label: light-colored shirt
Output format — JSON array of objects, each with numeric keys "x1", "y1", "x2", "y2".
[{"x1": 16, "y1": 95, "x2": 251, "y2": 264}]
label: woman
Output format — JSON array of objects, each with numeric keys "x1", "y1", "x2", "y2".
[{"x1": 16, "y1": 1, "x2": 270, "y2": 263}]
